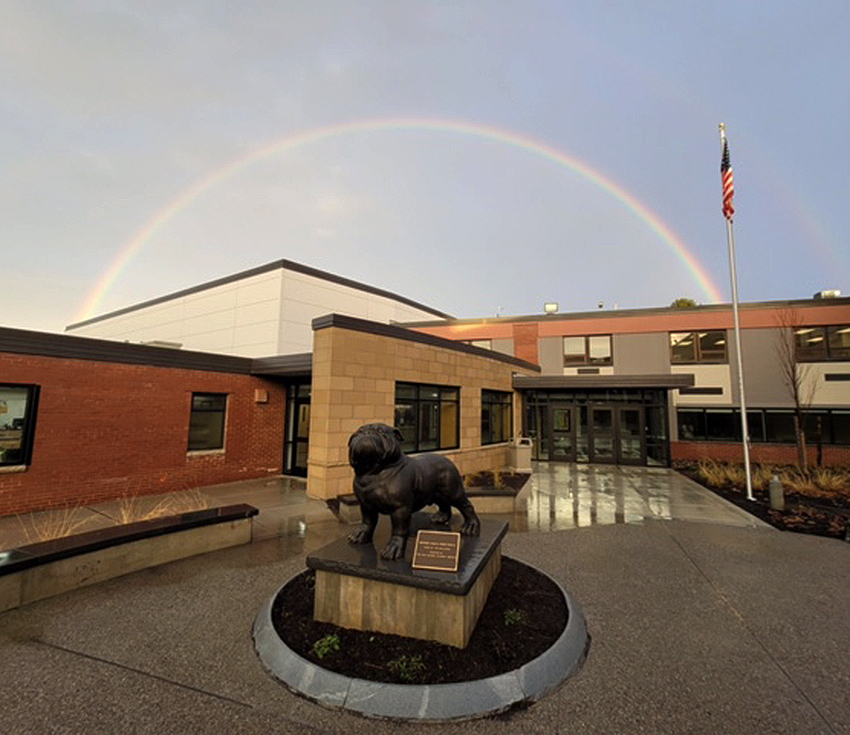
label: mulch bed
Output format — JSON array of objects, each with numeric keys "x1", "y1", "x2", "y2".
[
  {"x1": 270, "y1": 556, "x2": 568, "y2": 685},
  {"x1": 463, "y1": 471, "x2": 531, "y2": 493},
  {"x1": 676, "y1": 464, "x2": 850, "y2": 541}
]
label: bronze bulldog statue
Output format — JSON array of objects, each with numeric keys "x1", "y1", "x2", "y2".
[{"x1": 347, "y1": 423, "x2": 481, "y2": 560}]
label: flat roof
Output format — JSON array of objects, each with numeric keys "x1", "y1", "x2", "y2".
[
  {"x1": 313, "y1": 313, "x2": 541, "y2": 372},
  {"x1": 1, "y1": 325, "x2": 310, "y2": 378},
  {"x1": 400, "y1": 295, "x2": 850, "y2": 328},
  {"x1": 65, "y1": 258, "x2": 453, "y2": 331},
  {"x1": 1, "y1": 325, "x2": 254, "y2": 374}
]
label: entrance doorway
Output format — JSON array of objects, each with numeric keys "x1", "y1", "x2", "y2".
[
  {"x1": 546, "y1": 402, "x2": 646, "y2": 465},
  {"x1": 283, "y1": 383, "x2": 310, "y2": 477}
]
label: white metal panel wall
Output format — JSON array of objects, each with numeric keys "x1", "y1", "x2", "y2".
[
  {"x1": 67, "y1": 270, "x2": 283, "y2": 357},
  {"x1": 277, "y1": 270, "x2": 446, "y2": 354}
]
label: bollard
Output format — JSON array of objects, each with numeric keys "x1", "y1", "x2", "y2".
[{"x1": 768, "y1": 474, "x2": 785, "y2": 511}]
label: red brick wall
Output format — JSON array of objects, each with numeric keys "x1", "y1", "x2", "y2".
[
  {"x1": 671, "y1": 441, "x2": 850, "y2": 467},
  {"x1": 512, "y1": 323, "x2": 540, "y2": 365},
  {"x1": 0, "y1": 352, "x2": 286, "y2": 515}
]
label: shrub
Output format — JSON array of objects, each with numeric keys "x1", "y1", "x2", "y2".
[
  {"x1": 782, "y1": 471, "x2": 818, "y2": 496},
  {"x1": 813, "y1": 468, "x2": 849, "y2": 496},
  {"x1": 751, "y1": 465, "x2": 775, "y2": 493},
  {"x1": 696, "y1": 459, "x2": 725, "y2": 487}
]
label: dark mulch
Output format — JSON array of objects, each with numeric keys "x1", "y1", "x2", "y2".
[
  {"x1": 463, "y1": 471, "x2": 531, "y2": 493},
  {"x1": 271, "y1": 556, "x2": 567, "y2": 685},
  {"x1": 675, "y1": 463, "x2": 850, "y2": 541}
]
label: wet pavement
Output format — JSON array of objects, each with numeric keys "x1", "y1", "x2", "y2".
[{"x1": 2, "y1": 464, "x2": 848, "y2": 733}]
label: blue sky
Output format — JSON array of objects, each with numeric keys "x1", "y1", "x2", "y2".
[{"x1": 2, "y1": 1, "x2": 848, "y2": 332}]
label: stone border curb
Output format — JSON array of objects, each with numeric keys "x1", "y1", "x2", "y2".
[{"x1": 252, "y1": 557, "x2": 589, "y2": 721}]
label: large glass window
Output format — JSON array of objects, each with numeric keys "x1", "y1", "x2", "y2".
[
  {"x1": 394, "y1": 383, "x2": 459, "y2": 453},
  {"x1": 763, "y1": 411, "x2": 796, "y2": 443},
  {"x1": 677, "y1": 409, "x2": 706, "y2": 440},
  {"x1": 188, "y1": 393, "x2": 227, "y2": 451},
  {"x1": 0, "y1": 384, "x2": 39, "y2": 466},
  {"x1": 676, "y1": 408, "x2": 850, "y2": 445},
  {"x1": 796, "y1": 325, "x2": 850, "y2": 361},
  {"x1": 670, "y1": 331, "x2": 727, "y2": 363},
  {"x1": 705, "y1": 409, "x2": 739, "y2": 440},
  {"x1": 833, "y1": 411, "x2": 850, "y2": 445},
  {"x1": 563, "y1": 335, "x2": 612, "y2": 366},
  {"x1": 481, "y1": 390, "x2": 513, "y2": 445}
]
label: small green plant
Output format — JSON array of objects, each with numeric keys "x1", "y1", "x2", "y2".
[
  {"x1": 503, "y1": 608, "x2": 524, "y2": 626},
  {"x1": 387, "y1": 654, "x2": 425, "y2": 683},
  {"x1": 311, "y1": 634, "x2": 340, "y2": 659}
]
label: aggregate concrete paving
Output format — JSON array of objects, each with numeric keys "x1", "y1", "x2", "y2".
[{"x1": 1, "y1": 465, "x2": 848, "y2": 734}]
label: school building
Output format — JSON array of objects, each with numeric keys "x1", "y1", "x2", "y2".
[{"x1": 2, "y1": 259, "x2": 848, "y2": 515}]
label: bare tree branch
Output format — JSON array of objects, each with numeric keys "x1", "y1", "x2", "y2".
[{"x1": 773, "y1": 308, "x2": 818, "y2": 468}]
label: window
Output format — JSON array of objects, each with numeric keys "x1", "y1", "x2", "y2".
[
  {"x1": 795, "y1": 325, "x2": 850, "y2": 361},
  {"x1": 676, "y1": 408, "x2": 849, "y2": 445},
  {"x1": 0, "y1": 384, "x2": 39, "y2": 466},
  {"x1": 481, "y1": 390, "x2": 513, "y2": 445},
  {"x1": 563, "y1": 335, "x2": 612, "y2": 366},
  {"x1": 394, "y1": 383, "x2": 459, "y2": 453},
  {"x1": 670, "y1": 331, "x2": 727, "y2": 363},
  {"x1": 188, "y1": 393, "x2": 227, "y2": 451},
  {"x1": 465, "y1": 339, "x2": 492, "y2": 350}
]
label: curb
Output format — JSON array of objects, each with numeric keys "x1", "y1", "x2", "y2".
[{"x1": 253, "y1": 557, "x2": 589, "y2": 721}]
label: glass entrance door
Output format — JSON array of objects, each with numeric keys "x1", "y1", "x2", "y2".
[
  {"x1": 588, "y1": 405, "x2": 645, "y2": 464},
  {"x1": 617, "y1": 406, "x2": 645, "y2": 465},
  {"x1": 284, "y1": 383, "x2": 311, "y2": 477},
  {"x1": 589, "y1": 407, "x2": 615, "y2": 462},
  {"x1": 548, "y1": 404, "x2": 575, "y2": 462}
]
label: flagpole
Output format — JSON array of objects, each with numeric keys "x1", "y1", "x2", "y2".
[{"x1": 719, "y1": 123, "x2": 754, "y2": 501}]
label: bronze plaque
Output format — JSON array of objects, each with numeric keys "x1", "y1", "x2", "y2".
[{"x1": 411, "y1": 530, "x2": 461, "y2": 572}]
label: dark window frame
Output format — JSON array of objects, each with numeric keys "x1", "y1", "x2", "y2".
[
  {"x1": 481, "y1": 389, "x2": 513, "y2": 445},
  {"x1": 188, "y1": 392, "x2": 227, "y2": 451},
  {"x1": 669, "y1": 331, "x2": 728, "y2": 364},
  {"x1": 394, "y1": 382, "x2": 460, "y2": 453},
  {"x1": 0, "y1": 383, "x2": 40, "y2": 467},
  {"x1": 562, "y1": 335, "x2": 613, "y2": 366}
]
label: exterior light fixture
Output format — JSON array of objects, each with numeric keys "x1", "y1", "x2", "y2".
[{"x1": 544, "y1": 302, "x2": 559, "y2": 314}]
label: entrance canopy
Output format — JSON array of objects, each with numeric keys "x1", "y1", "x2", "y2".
[
  {"x1": 512, "y1": 374, "x2": 695, "y2": 390},
  {"x1": 515, "y1": 374, "x2": 695, "y2": 468}
]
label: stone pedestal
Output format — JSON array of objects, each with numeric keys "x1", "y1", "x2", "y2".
[{"x1": 306, "y1": 515, "x2": 508, "y2": 648}]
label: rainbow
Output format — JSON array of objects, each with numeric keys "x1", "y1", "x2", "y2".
[{"x1": 75, "y1": 117, "x2": 725, "y2": 320}]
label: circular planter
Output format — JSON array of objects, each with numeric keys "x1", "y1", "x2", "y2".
[{"x1": 253, "y1": 557, "x2": 589, "y2": 722}]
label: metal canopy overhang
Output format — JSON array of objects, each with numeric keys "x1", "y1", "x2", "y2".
[
  {"x1": 250, "y1": 353, "x2": 313, "y2": 378},
  {"x1": 512, "y1": 374, "x2": 695, "y2": 390}
]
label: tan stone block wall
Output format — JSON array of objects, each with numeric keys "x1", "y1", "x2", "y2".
[{"x1": 307, "y1": 326, "x2": 536, "y2": 500}]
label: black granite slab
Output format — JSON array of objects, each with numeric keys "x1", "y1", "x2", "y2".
[
  {"x1": 0, "y1": 504, "x2": 258, "y2": 577},
  {"x1": 306, "y1": 513, "x2": 508, "y2": 596}
]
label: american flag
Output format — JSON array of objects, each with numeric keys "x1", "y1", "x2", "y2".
[{"x1": 721, "y1": 136, "x2": 734, "y2": 221}]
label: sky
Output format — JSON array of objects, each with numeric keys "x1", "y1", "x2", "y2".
[{"x1": 2, "y1": 1, "x2": 849, "y2": 333}]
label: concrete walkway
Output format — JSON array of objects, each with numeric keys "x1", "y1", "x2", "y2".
[{"x1": 1, "y1": 465, "x2": 848, "y2": 733}]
